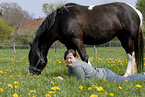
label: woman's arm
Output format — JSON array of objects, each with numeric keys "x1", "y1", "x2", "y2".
[{"x1": 71, "y1": 66, "x2": 86, "y2": 80}]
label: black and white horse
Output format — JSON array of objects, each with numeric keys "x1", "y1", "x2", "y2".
[{"x1": 28, "y1": 2, "x2": 144, "y2": 77}]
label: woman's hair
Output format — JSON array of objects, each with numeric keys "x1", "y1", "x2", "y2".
[{"x1": 64, "y1": 49, "x2": 77, "y2": 60}]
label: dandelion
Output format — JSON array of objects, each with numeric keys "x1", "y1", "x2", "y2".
[
  {"x1": 99, "y1": 93, "x2": 104, "y2": 95},
  {"x1": 119, "y1": 86, "x2": 122, "y2": 90},
  {"x1": 136, "y1": 84, "x2": 142, "y2": 88},
  {"x1": 30, "y1": 90, "x2": 36, "y2": 93},
  {"x1": 14, "y1": 86, "x2": 19, "y2": 89},
  {"x1": 37, "y1": 75, "x2": 40, "y2": 78},
  {"x1": 14, "y1": 81, "x2": 19, "y2": 84},
  {"x1": 58, "y1": 61, "x2": 61, "y2": 63},
  {"x1": 110, "y1": 93, "x2": 114, "y2": 96},
  {"x1": 97, "y1": 87, "x2": 104, "y2": 91},
  {"x1": 9, "y1": 75, "x2": 13, "y2": 78},
  {"x1": 8, "y1": 84, "x2": 13, "y2": 88},
  {"x1": 103, "y1": 79, "x2": 107, "y2": 82},
  {"x1": 13, "y1": 93, "x2": 18, "y2": 97},
  {"x1": 90, "y1": 94, "x2": 98, "y2": 97},
  {"x1": 105, "y1": 92, "x2": 108, "y2": 95},
  {"x1": 52, "y1": 77, "x2": 56, "y2": 80},
  {"x1": 92, "y1": 85, "x2": 95, "y2": 87},
  {"x1": 48, "y1": 91, "x2": 55, "y2": 94},
  {"x1": 0, "y1": 70, "x2": 3, "y2": 73},
  {"x1": 51, "y1": 86, "x2": 60, "y2": 90},
  {"x1": 51, "y1": 81, "x2": 54, "y2": 84},
  {"x1": 88, "y1": 87, "x2": 91, "y2": 91},
  {"x1": 0, "y1": 88, "x2": 3, "y2": 92},
  {"x1": 45, "y1": 94, "x2": 51, "y2": 97},
  {"x1": 79, "y1": 86, "x2": 83, "y2": 90}
]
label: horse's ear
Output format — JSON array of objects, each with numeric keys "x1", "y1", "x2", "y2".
[{"x1": 29, "y1": 43, "x2": 32, "y2": 47}]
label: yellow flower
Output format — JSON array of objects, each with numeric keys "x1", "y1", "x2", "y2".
[
  {"x1": 9, "y1": 75, "x2": 13, "y2": 78},
  {"x1": 0, "y1": 70, "x2": 3, "y2": 73},
  {"x1": 48, "y1": 91, "x2": 55, "y2": 94},
  {"x1": 136, "y1": 84, "x2": 142, "y2": 88},
  {"x1": 58, "y1": 61, "x2": 61, "y2": 63},
  {"x1": 92, "y1": 85, "x2": 95, "y2": 87},
  {"x1": 45, "y1": 94, "x2": 51, "y2": 97},
  {"x1": 14, "y1": 81, "x2": 19, "y2": 84},
  {"x1": 51, "y1": 81, "x2": 54, "y2": 84},
  {"x1": 90, "y1": 94, "x2": 98, "y2": 97},
  {"x1": 0, "y1": 82, "x2": 2, "y2": 84},
  {"x1": 8, "y1": 84, "x2": 13, "y2": 88},
  {"x1": 13, "y1": 93, "x2": 18, "y2": 97},
  {"x1": 37, "y1": 75, "x2": 40, "y2": 78},
  {"x1": 51, "y1": 86, "x2": 60, "y2": 90},
  {"x1": 30, "y1": 90, "x2": 36, "y2": 93},
  {"x1": 110, "y1": 93, "x2": 114, "y2": 96},
  {"x1": 119, "y1": 86, "x2": 122, "y2": 90},
  {"x1": 88, "y1": 87, "x2": 91, "y2": 91},
  {"x1": 52, "y1": 77, "x2": 56, "y2": 80},
  {"x1": 105, "y1": 92, "x2": 108, "y2": 95},
  {"x1": 0, "y1": 88, "x2": 3, "y2": 92},
  {"x1": 79, "y1": 86, "x2": 83, "y2": 90},
  {"x1": 97, "y1": 87, "x2": 104, "y2": 91},
  {"x1": 99, "y1": 93, "x2": 104, "y2": 95},
  {"x1": 125, "y1": 80, "x2": 128, "y2": 82},
  {"x1": 103, "y1": 79, "x2": 107, "y2": 82},
  {"x1": 14, "y1": 85, "x2": 19, "y2": 89}
]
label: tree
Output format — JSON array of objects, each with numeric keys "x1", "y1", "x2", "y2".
[
  {"x1": 0, "y1": 3, "x2": 2, "y2": 15},
  {"x1": 0, "y1": 2, "x2": 33, "y2": 26},
  {"x1": 0, "y1": 19, "x2": 14, "y2": 41},
  {"x1": 42, "y1": 1, "x2": 66, "y2": 15},
  {"x1": 136, "y1": 0, "x2": 145, "y2": 18}
]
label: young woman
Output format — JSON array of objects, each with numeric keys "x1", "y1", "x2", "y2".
[{"x1": 61, "y1": 49, "x2": 145, "y2": 82}]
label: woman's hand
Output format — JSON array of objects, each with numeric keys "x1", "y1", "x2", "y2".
[{"x1": 56, "y1": 76, "x2": 63, "y2": 80}]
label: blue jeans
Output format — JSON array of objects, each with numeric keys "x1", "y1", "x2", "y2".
[{"x1": 104, "y1": 68, "x2": 145, "y2": 82}]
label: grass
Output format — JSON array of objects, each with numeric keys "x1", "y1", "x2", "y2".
[{"x1": 0, "y1": 47, "x2": 145, "y2": 97}]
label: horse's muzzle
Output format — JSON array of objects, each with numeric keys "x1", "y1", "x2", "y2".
[{"x1": 28, "y1": 66, "x2": 41, "y2": 76}]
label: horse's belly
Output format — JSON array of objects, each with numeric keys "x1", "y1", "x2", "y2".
[{"x1": 83, "y1": 36, "x2": 115, "y2": 45}]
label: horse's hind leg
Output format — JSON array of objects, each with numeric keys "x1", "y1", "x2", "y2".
[
  {"x1": 124, "y1": 50, "x2": 137, "y2": 77},
  {"x1": 117, "y1": 34, "x2": 137, "y2": 77}
]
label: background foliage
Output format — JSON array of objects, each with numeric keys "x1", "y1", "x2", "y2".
[
  {"x1": 0, "y1": 19, "x2": 14, "y2": 41},
  {"x1": 0, "y1": 0, "x2": 145, "y2": 46}
]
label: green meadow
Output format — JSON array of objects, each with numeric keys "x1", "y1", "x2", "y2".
[{"x1": 0, "y1": 47, "x2": 145, "y2": 97}]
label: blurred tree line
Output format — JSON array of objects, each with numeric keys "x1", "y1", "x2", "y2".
[
  {"x1": 0, "y1": 2, "x2": 33, "y2": 45},
  {"x1": 0, "y1": 0, "x2": 144, "y2": 46}
]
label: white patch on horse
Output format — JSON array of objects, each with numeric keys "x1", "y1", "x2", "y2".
[
  {"x1": 88, "y1": 5, "x2": 95, "y2": 10},
  {"x1": 123, "y1": 52, "x2": 137, "y2": 77},
  {"x1": 126, "y1": 3, "x2": 143, "y2": 28},
  {"x1": 87, "y1": 58, "x2": 92, "y2": 66}
]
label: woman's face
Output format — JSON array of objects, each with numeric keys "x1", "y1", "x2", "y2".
[{"x1": 66, "y1": 53, "x2": 77, "y2": 67}]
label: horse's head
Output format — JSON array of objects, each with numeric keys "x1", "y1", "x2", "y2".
[{"x1": 28, "y1": 44, "x2": 47, "y2": 76}]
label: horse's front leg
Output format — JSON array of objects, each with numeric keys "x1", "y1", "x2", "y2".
[{"x1": 72, "y1": 38, "x2": 92, "y2": 66}]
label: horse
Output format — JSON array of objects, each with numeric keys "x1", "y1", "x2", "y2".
[{"x1": 28, "y1": 2, "x2": 144, "y2": 77}]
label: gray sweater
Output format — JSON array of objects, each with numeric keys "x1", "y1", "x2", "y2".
[{"x1": 68, "y1": 59, "x2": 107, "y2": 80}]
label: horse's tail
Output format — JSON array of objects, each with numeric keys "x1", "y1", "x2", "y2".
[{"x1": 135, "y1": 16, "x2": 144, "y2": 73}]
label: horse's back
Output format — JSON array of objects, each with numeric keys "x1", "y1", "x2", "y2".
[{"x1": 57, "y1": 2, "x2": 141, "y2": 44}]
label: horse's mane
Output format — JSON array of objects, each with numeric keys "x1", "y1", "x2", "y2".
[
  {"x1": 32, "y1": 3, "x2": 78, "y2": 49},
  {"x1": 35, "y1": 3, "x2": 77, "y2": 38},
  {"x1": 35, "y1": 11, "x2": 56, "y2": 37}
]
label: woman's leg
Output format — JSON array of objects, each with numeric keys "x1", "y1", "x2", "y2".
[
  {"x1": 127, "y1": 72, "x2": 145, "y2": 81},
  {"x1": 105, "y1": 68, "x2": 145, "y2": 82},
  {"x1": 104, "y1": 68, "x2": 128, "y2": 82}
]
